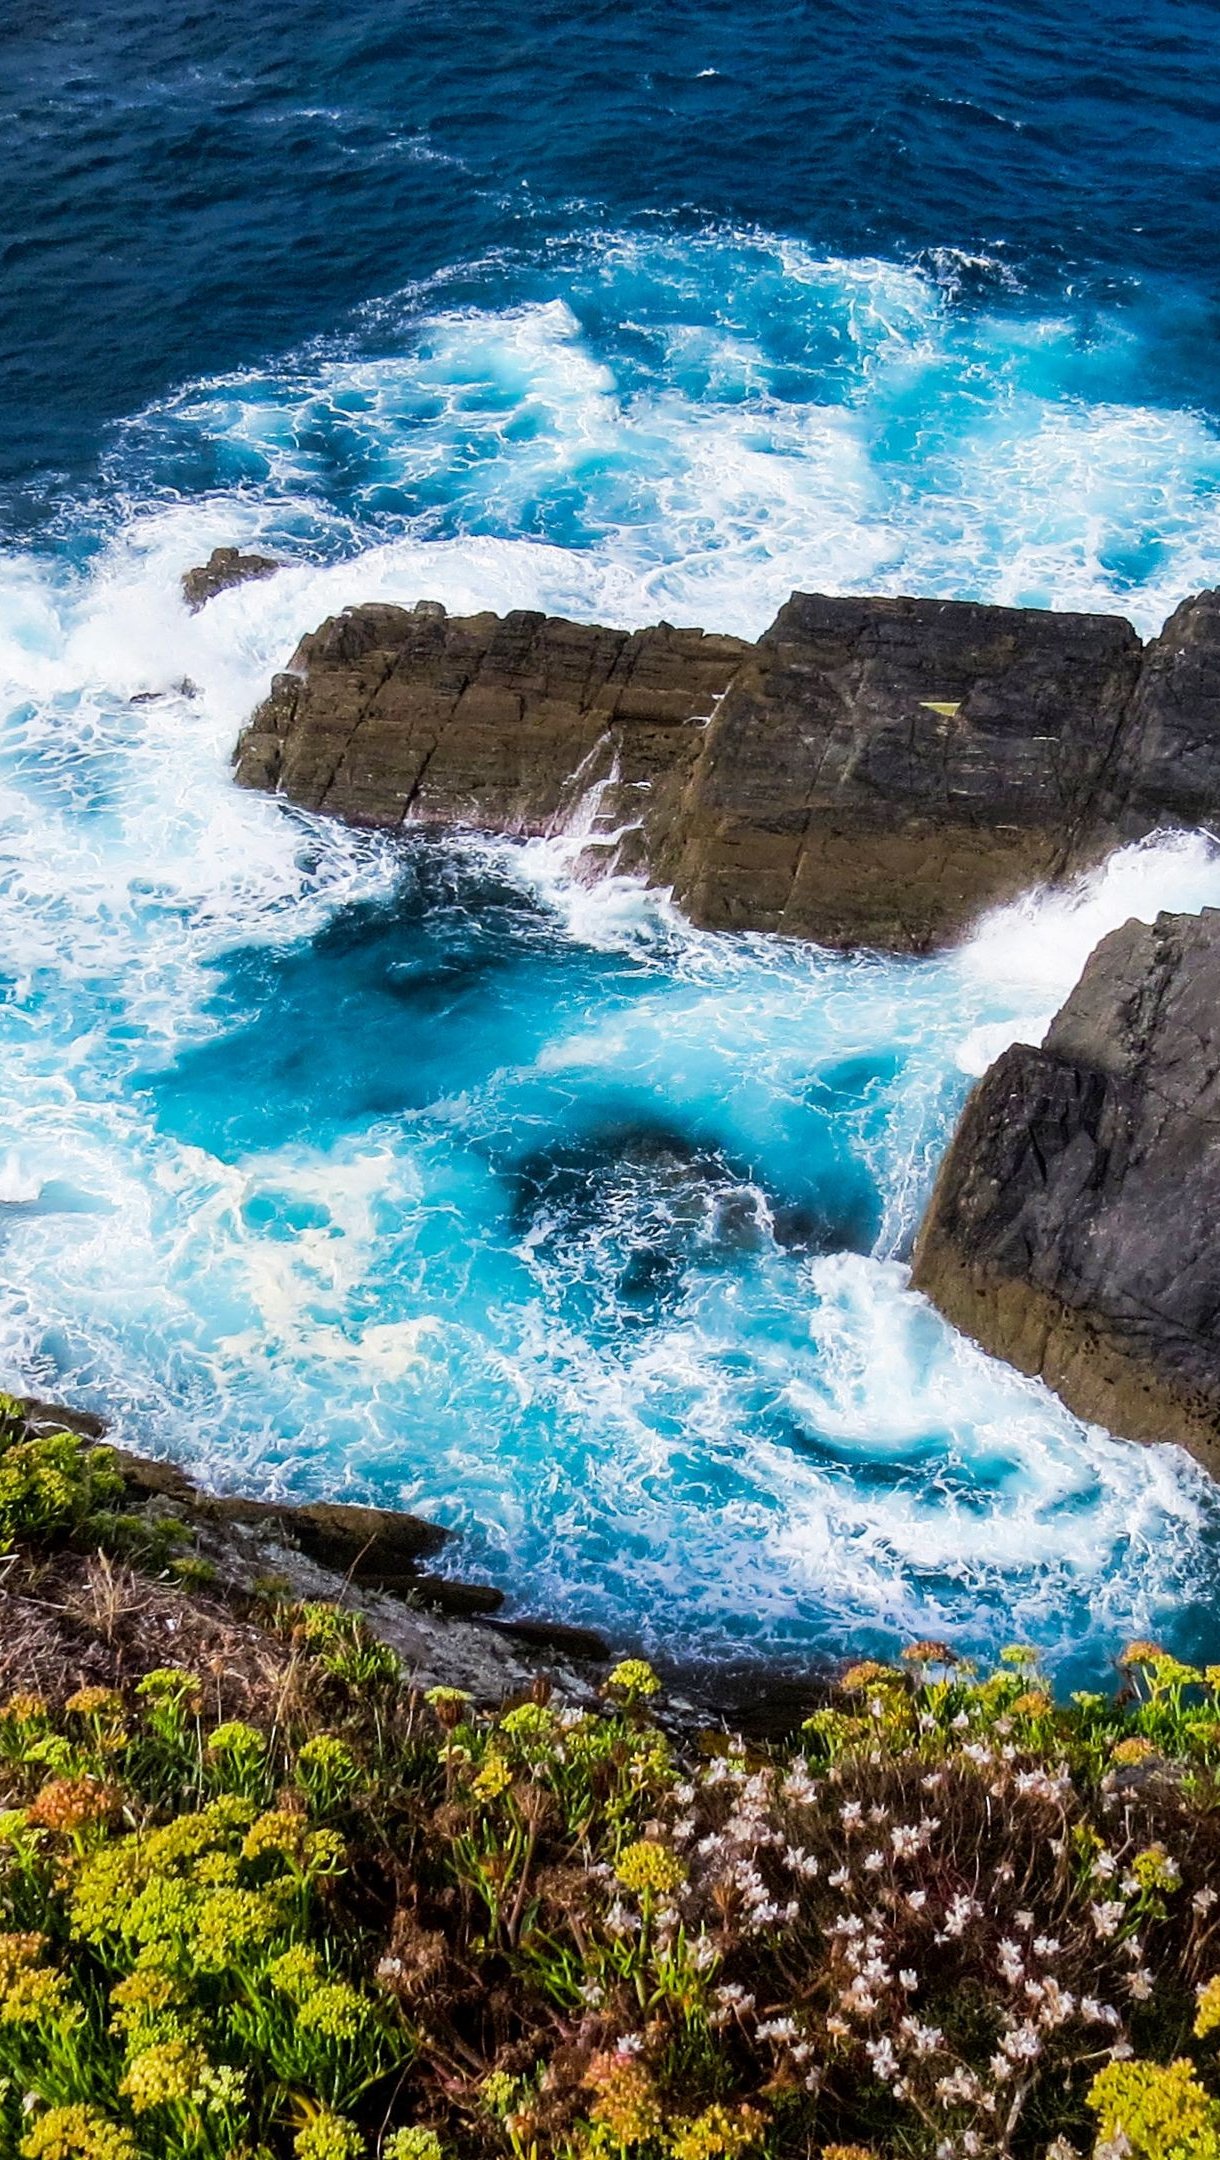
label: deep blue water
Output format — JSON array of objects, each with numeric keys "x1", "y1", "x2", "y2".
[{"x1": 4, "y1": 0, "x2": 1220, "y2": 1677}]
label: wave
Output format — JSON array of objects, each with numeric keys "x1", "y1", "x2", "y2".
[{"x1": 74, "y1": 226, "x2": 1220, "y2": 641}]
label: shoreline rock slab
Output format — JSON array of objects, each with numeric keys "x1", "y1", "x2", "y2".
[
  {"x1": 234, "y1": 586, "x2": 1220, "y2": 951},
  {"x1": 912, "y1": 906, "x2": 1220, "y2": 1469}
]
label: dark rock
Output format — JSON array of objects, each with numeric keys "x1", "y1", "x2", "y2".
[
  {"x1": 659, "y1": 592, "x2": 1142, "y2": 949},
  {"x1": 1098, "y1": 589, "x2": 1220, "y2": 843},
  {"x1": 233, "y1": 599, "x2": 749, "y2": 860},
  {"x1": 912, "y1": 907, "x2": 1220, "y2": 1469},
  {"x1": 18, "y1": 1395, "x2": 109, "y2": 1441},
  {"x1": 490, "y1": 1616, "x2": 613, "y2": 1661},
  {"x1": 103, "y1": 1446, "x2": 502, "y2": 1606},
  {"x1": 183, "y1": 547, "x2": 279, "y2": 612},
  {"x1": 234, "y1": 584, "x2": 1220, "y2": 951}
]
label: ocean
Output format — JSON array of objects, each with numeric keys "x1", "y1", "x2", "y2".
[{"x1": 3, "y1": 0, "x2": 1220, "y2": 1679}]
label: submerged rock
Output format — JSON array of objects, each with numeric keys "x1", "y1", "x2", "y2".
[
  {"x1": 912, "y1": 907, "x2": 1220, "y2": 1470},
  {"x1": 183, "y1": 545, "x2": 280, "y2": 611}
]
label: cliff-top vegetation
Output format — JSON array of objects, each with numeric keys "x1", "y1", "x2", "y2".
[{"x1": 0, "y1": 1397, "x2": 1218, "y2": 2160}]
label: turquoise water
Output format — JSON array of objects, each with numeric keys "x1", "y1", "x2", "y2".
[
  {"x1": 4, "y1": 513, "x2": 1220, "y2": 1676},
  {"x1": 7, "y1": 7, "x2": 1220, "y2": 1677}
]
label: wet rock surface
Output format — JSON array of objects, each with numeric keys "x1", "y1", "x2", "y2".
[
  {"x1": 233, "y1": 599, "x2": 746, "y2": 868},
  {"x1": 182, "y1": 545, "x2": 280, "y2": 611},
  {"x1": 234, "y1": 585, "x2": 1220, "y2": 951},
  {"x1": 912, "y1": 907, "x2": 1220, "y2": 1469}
]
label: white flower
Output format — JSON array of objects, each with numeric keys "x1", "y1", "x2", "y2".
[
  {"x1": 866, "y1": 2036, "x2": 900, "y2": 2081},
  {"x1": 863, "y1": 1849, "x2": 885, "y2": 1873},
  {"x1": 899, "y1": 2017, "x2": 943, "y2": 2056},
  {"x1": 1195, "y1": 1886, "x2": 1220, "y2": 1915},
  {"x1": 943, "y1": 1893, "x2": 983, "y2": 1938},
  {"x1": 936, "y1": 2066, "x2": 982, "y2": 2104},
  {"x1": 1092, "y1": 1900, "x2": 1126, "y2": 1940},
  {"x1": 756, "y1": 2015, "x2": 798, "y2": 2043},
  {"x1": 899, "y1": 1969, "x2": 918, "y2": 1991},
  {"x1": 1001, "y1": 2020, "x2": 1042, "y2": 2063},
  {"x1": 1127, "y1": 1969, "x2": 1155, "y2": 2001}
]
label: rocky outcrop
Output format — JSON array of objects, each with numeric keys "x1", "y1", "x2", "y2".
[
  {"x1": 657, "y1": 592, "x2": 1143, "y2": 948},
  {"x1": 233, "y1": 585, "x2": 1220, "y2": 950},
  {"x1": 233, "y1": 599, "x2": 748, "y2": 873},
  {"x1": 17, "y1": 1390, "x2": 618, "y2": 1661},
  {"x1": 183, "y1": 545, "x2": 279, "y2": 611},
  {"x1": 912, "y1": 908, "x2": 1220, "y2": 1469}
]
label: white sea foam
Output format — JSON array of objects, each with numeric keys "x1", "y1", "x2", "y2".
[{"x1": 100, "y1": 229, "x2": 1220, "y2": 640}]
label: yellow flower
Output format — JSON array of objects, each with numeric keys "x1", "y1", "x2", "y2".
[
  {"x1": 1010, "y1": 1691, "x2": 1052, "y2": 1718},
  {"x1": 1088, "y1": 2057, "x2": 1220, "y2": 2159},
  {"x1": 109, "y1": 1968, "x2": 183, "y2": 2035},
  {"x1": 293, "y1": 2113, "x2": 365, "y2": 2160},
  {"x1": 119, "y1": 2037, "x2": 209, "y2": 2111},
  {"x1": 0, "y1": 1964, "x2": 74, "y2": 2026},
  {"x1": 901, "y1": 1641, "x2": 957, "y2": 1666},
  {"x1": 205, "y1": 1719, "x2": 266, "y2": 1758},
  {"x1": 20, "y1": 2105, "x2": 138, "y2": 2160},
  {"x1": 1111, "y1": 1736, "x2": 1157, "y2": 1766},
  {"x1": 607, "y1": 1658, "x2": 661, "y2": 1699},
  {"x1": 669, "y1": 2102, "x2": 765, "y2": 2160},
  {"x1": 0, "y1": 1931, "x2": 47, "y2": 1991},
  {"x1": 189, "y1": 1887, "x2": 283, "y2": 1971},
  {"x1": 266, "y1": 1943, "x2": 323, "y2": 1999},
  {"x1": 384, "y1": 2135, "x2": 445, "y2": 2160},
  {"x1": 65, "y1": 1688, "x2": 124, "y2": 1720},
  {"x1": 615, "y1": 1839, "x2": 686, "y2": 1895},
  {"x1": 499, "y1": 1701, "x2": 557, "y2": 1742},
  {"x1": 136, "y1": 1667, "x2": 201, "y2": 1703},
  {"x1": 1119, "y1": 1641, "x2": 1166, "y2": 1668},
  {"x1": 839, "y1": 1660, "x2": 894, "y2": 1692},
  {"x1": 28, "y1": 1776, "x2": 117, "y2": 1832},
  {"x1": 587, "y1": 2052, "x2": 663, "y2": 2146},
  {"x1": 243, "y1": 1808, "x2": 309, "y2": 1862},
  {"x1": 472, "y1": 1754, "x2": 513, "y2": 1799},
  {"x1": 1132, "y1": 1844, "x2": 1181, "y2": 1895},
  {"x1": 2, "y1": 1691, "x2": 48, "y2": 1721},
  {"x1": 1196, "y1": 1974, "x2": 1220, "y2": 2040},
  {"x1": 296, "y1": 1981, "x2": 374, "y2": 2041}
]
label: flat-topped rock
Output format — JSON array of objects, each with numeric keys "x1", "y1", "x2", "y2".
[
  {"x1": 234, "y1": 586, "x2": 1220, "y2": 952},
  {"x1": 658, "y1": 591, "x2": 1142, "y2": 947},
  {"x1": 234, "y1": 599, "x2": 747, "y2": 871},
  {"x1": 912, "y1": 907, "x2": 1220, "y2": 1469}
]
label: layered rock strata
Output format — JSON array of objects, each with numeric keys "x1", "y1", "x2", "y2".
[
  {"x1": 912, "y1": 908, "x2": 1220, "y2": 1469},
  {"x1": 234, "y1": 586, "x2": 1220, "y2": 951}
]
